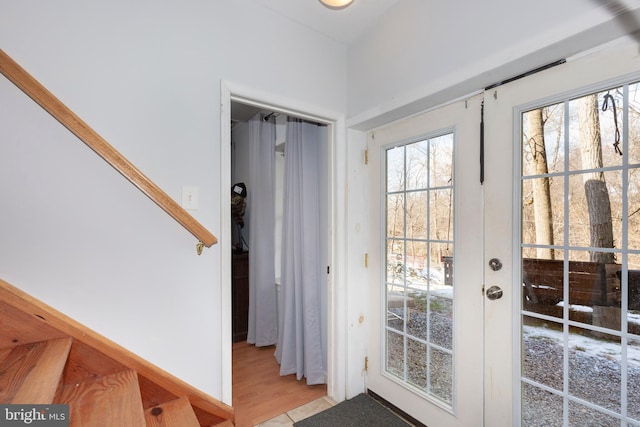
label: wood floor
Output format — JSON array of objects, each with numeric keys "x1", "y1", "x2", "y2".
[{"x1": 232, "y1": 341, "x2": 327, "y2": 427}]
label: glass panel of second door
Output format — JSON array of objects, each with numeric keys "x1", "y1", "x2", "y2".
[{"x1": 520, "y1": 82, "x2": 640, "y2": 426}]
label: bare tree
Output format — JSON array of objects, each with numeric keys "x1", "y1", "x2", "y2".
[
  {"x1": 577, "y1": 94, "x2": 615, "y2": 264},
  {"x1": 525, "y1": 108, "x2": 555, "y2": 259}
]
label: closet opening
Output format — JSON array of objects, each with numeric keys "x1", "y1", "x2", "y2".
[{"x1": 229, "y1": 99, "x2": 330, "y2": 427}]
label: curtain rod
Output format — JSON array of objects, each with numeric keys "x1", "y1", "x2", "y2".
[{"x1": 484, "y1": 59, "x2": 566, "y2": 91}]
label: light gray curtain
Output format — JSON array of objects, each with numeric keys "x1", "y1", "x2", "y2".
[
  {"x1": 275, "y1": 117, "x2": 325, "y2": 384},
  {"x1": 247, "y1": 113, "x2": 278, "y2": 346}
]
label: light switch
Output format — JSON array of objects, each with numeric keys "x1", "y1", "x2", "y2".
[{"x1": 181, "y1": 186, "x2": 199, "y2": 210}]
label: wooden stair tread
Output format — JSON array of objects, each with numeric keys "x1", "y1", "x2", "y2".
[
  {"x1": 0, "y1": 279, "x2": 234, "y2": 426},
  {"x1": 145, "y1": 396, "x2": 201, "y2": 427},
  {"x1": 0, "y1": 337, "x2": 72, "y2": 403},
  {"x1": 56, "y1": 369, "x2": 146, "y2": 427},
  {"x1": 213, "y1": 420, "x2": 235, "y2": 427}
]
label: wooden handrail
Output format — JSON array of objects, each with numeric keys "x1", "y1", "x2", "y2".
[{"x1": 0, "y1": 49, "x2": 217, "y2": 248}]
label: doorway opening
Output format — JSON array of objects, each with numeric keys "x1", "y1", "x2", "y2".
[{"x1": 228, "y1": 98, "x2": 331, "y2": 426}]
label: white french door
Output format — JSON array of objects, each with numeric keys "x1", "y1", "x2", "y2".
[
  {"x1": 366, "y1": 94, "x2": 485, "y2": 426},
  {"x1": 366, "y1": 40, "x2": 640, "y2": 427},
  {"x1": 484, "y1": 42, "x2": 640, "y2": 427}
]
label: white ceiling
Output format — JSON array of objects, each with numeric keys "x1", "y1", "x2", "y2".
[
  {"x1": 233, "y1": 0, "x2": 402, "y2": 124},
  {"x1": 250, "y1": 0, "x2": 402, "y2": 45}
]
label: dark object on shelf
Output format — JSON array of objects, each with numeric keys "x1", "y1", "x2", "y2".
[{"x1": 231, "y1": 182, "x2": 247, "y2": 252}]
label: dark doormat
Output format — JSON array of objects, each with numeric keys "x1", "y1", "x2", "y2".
[{"x1": 294, "y1": 393, "x2": 413, "y2": 427}]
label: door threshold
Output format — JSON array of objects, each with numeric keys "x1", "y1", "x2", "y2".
[{"x1": 367, "y1": 389, "x2": 426, "y2": 427}]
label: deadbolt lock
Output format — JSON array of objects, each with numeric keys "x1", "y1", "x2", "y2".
[{"x1": 489, "y1": 258, "x2": 503, "y2": 271}]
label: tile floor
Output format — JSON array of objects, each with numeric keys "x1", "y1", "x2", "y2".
[{"x1": 254, "y1": 396, "x2": 336, "y2": 427}]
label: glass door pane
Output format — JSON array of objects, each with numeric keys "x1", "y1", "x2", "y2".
[
  {"x1": 520, "y1": 81, "x2": 640, "y2": 426},
  {"x1": 384, "y1": 132, "x2": 454, "y2": 406}
]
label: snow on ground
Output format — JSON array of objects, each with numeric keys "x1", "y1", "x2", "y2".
[
  {"x1": 557, "y1": 301, "x2": 640, "y2": 326},
  {"x1": 523, "y1": 324, "x2": 640, "y2": 365}
]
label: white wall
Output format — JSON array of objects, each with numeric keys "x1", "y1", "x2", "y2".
[
  {"x1": 347, "y1": 0, "x2": 640, "y2": 129},
  {"x1": 0, "y1": 0, "x2": 346, "y2": 402}
]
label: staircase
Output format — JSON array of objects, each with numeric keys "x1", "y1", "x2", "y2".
[{"x1": 0, "y1": 279, "x2": 234, "y2": 427}]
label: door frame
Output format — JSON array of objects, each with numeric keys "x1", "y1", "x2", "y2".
[{"x1": 219, "y1": 80, "x2": 348, "y2": 405}]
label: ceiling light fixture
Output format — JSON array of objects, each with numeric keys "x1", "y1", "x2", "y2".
[{"x1": 319, "y1": 0, "x2": 354, "y2": 9}]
